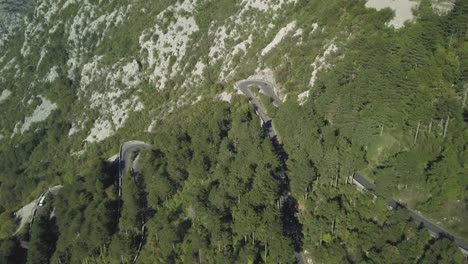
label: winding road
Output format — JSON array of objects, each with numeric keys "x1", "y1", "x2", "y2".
[
  {"x1": 235, "y1": 80, "x2": 282, "y2": 139},
  {"x1": 235, "y1": 79, "x2": 281, "y2": 122},
  {"x1": 352, "y1": 173, "x2": 468, "y2": 255},
  {"x1": 118, "y1": 141, "x2": 150, "y2": 197},
  {"x1": 235, "y1": 79, "x2": 308, "y2": 264},
  {"x1": 236, "y1": 78, "x2": 468, "y2": 259},
  {"x1": 117, "y1": 140, "x2": 151, "y2": 263},
  {"x1": 119, "y1": 141, "x2": 150, "y2": 174},
  {"x1": 28, "y1": 185, "x2": 63, "y2": 233}
]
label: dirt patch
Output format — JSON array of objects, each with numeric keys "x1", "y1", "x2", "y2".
[
  {"x1": 217, "y1": 91, "x2": 233, "y2": 103},
  {"x1": 431, "y1": 0, "x2": 455, "y2": 14},
  {"x1": 0, "y1": 89, "x2": 11, "y2": 103},
  {"x1": 365, "y1": 0, "x2": 419, "y2": 29},
  {"x1": 14, "y1": 199, "x2": 38, "y2": 234},
  {"x1": 297, "y1": 90, "x2": 310, "y2": 105}
]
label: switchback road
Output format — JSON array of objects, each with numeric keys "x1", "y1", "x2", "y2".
[
  {"x1": 235, "y1": 80, "x2": 282, "y2": 139},
  {"x1": 28, "y1": 185, "x2": 63, "y2": 233},
  {"x1": 236, "y1": 79, "x2": 307, "y2": 264},
  {"x1": 118, "y1": 141, "x2": 150, "y2": 197}
]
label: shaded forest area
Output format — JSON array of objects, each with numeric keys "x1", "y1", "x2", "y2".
[
  {"x1": 1, "y1": 99, "x2": 296, "y2": 263},
  {"x1": 270, "y1": 0, "x2": 467, "y2": 262},
  {"x1": 0, "y1": 0, "x2": 466, "y2": 263}
]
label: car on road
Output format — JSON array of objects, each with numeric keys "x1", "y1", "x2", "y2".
[{"x1": 38, "y1": 196, "x2": 46, "y2": 207}]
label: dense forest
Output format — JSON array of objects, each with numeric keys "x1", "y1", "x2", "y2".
[
  {"x1": 274, "y1": 0, "x2": 468, "y2": 240},
  {"x1": 271, "y1": 0, "x2": 468, "y2": 261},
  {"x1": 0, "y1": 0, "x2": 467, "y2": 263}
]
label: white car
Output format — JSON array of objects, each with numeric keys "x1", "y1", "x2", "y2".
[{"x1": 38, "y1": 196, "x2": 46, "y2": 207}]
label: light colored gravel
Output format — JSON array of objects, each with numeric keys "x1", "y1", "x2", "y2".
[
  {"x1": 139, "y1": 0, "x2": 199, "y2": 89},
  {"x1": 14, "y1": 96, "x2": 58, "y2": 134},
  {"x1": 261, "y1": 21, "x2": 296, "y2": 56},
  {"x1": 365, "y1": 0, "x2": 419, "y2": 29},
  {"x1": 45, "y1": 66, "x2": 59, "y2": 83},
  {"x1": 431, "y1": 0, "x2": 454, "y2": 14},
  {"x1": 297, "y1": 90, "x2": 310, "y2": 106},
  {"x1": 14, "y1": 199, "x2": 38, "y2": 234},
  {"x1": 0, "y1": 89, "x2": 11, "y2": 103},
  {"x1": 217, "y1": 91, "x2": 233, "y2": 103},
  {"x1": 309, "y1": 41, "x2": 338, "y2": 88},
  {"x1": 85, "y1": 119, "x2": 113, "y2": 143}
]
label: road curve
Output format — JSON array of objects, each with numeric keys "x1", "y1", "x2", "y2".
[
  {"x1": 120, "y1": 141, "x2": 151, "y2": 174},
  {"x1": 118, "y1": 141, "x2": 150, "y2": 197},
  {"x1": 132, "y1": 154, "x2": 142, "y2": 175},
  {"x1": 235, "y1": 79, "x2": 281, "y2": 122},
  {"x1": 29, "y1": 185, "x2": 63, "y2": 233},
  {"x1": 235, "y1": 79, "x2": 282, "y2": 139},
  {"x1": 117, "y1": 141, "x2": 151, "y2": 264},
  {"x1": 236, "y1": 79, "x2": 308, "y2": 263}
]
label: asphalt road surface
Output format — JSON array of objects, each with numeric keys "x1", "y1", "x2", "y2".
[
  {"x1": 407, "y1": 208, "x2": 468, "y2": 254},
  {"x1": 132, "y1": 153, "x2": 142, "y2": 174},
  {"x1": 118, "y1": 141, "x2": 150, "y2": 197},
  {"x1": 294, "y1": 251, "x2": 308, "y2": 264},
  {"x1": 120, "y1": 141, "x2": 150, "y2": 173},
  {"x1": 117, "y1": 141, "x2": 151, "y2": 263},
  {"x1": 235, "y1": 79, "x2": 282, "y2": 139},
  {"x1": 29, "y1": 185, "x2": 63, "y2": 232},
  {"x1": 236, "y1": 79, "x2": 308, "y2": 263},
  {"x1": 235, "y1": 80, "x2": 281, "y2": 122},
  {"x1": 353, "y1": 173, "x2": 468, "y2": 254}
]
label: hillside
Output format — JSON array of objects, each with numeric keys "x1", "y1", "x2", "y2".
[{"x1": 0, "y1": 0, "x2": 467, "y2": 263}]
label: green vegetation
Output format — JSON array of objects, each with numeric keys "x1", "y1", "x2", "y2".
[
  {"x1": 271, "y1": 0, "x2": 468, "y2": 242},
  {"x1": 15, "y1": 99, "x2": 294, "y2": 263},
  {"x1": 27, "y1": 205, "x2": 58, "y2": 264},
  {"x1": 135, "y1": 101, "x2": 294, "y2": 263},
  {"x1": 0, "y1": 0, "x2": 466, "y2": 263}
]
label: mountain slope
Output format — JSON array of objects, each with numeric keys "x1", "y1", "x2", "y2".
[{"x1": 0, "y1": 0, "x2": 467, "y2": 263}]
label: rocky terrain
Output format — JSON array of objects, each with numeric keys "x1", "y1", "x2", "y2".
[
  {"x1": 0, "y1": 0, "x2": 466, "y2": 263},
  {"x1": 2, "y1": 0, "x2": 454, "y2": 147}
]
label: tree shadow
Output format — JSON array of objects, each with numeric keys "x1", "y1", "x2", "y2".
[
  {"x1": 262, "y1": 121, "x2": 303, "y2": 253},
  {"x1": 281, "y1": 196, "x2": 304, "y2": 252}
]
